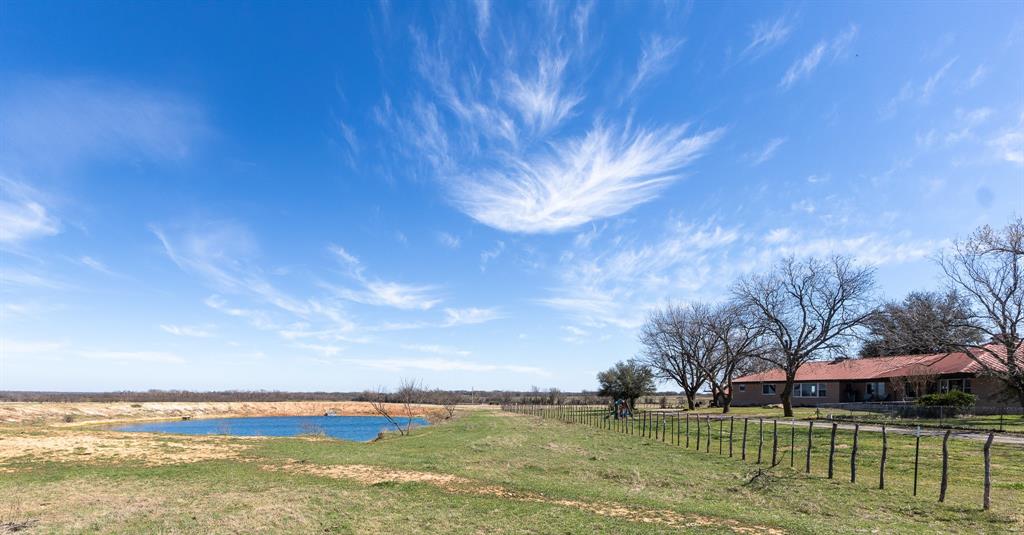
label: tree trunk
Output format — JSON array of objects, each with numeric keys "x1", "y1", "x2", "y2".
[
  {"x1": 685, "y1": 390, "x2": 697, "y2": 410},
  {"x1": 781, "y1": 383, "x2": 794, "y2": 417},
  {"x1": 721, "y1": 395, "x2": 732, "y2": 414}
]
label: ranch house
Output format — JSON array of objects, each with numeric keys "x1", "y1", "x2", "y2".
[{"x1": 730, "y1": 346, "x2": 1017, "y2": 407}]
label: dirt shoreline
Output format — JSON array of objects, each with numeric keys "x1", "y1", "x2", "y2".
[{"x1": 0, "y1": 401, "x2": 444, "y2": 425}]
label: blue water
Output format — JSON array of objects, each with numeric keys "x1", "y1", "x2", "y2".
[{"x1": 111, "y1": 415, "x2": 429, "y2": 442}]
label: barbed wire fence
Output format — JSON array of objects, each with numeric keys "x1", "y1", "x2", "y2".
[{"x1": 500, "y1": 403, "x2": 1009, "y2": 512}]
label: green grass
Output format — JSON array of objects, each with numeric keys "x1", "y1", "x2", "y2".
[{"x1": 1, "y1": 408, "x2": 1022, "y2": 534}]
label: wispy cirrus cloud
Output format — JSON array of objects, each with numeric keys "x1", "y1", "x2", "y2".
[
  {"x1": 748, "y1": 137, "x2": 786, "y2": 165},
  {"x1": 0, "y1": 78, "x2": 207, "y2": 169},
  {"x1": 341, "y1": 356, "x2": 547, "y2": 376},
  {"x1": 442, "y1": 307, "x2": 502, "y2": 326},
  {"x1": 544, "y1": 217, "x2": 940, "y2": 329},
  {"x1": 401, "y1": 343, "x2": 471, "y2": 357},
  {"x1": 437, "y1": 232, "x2": 461, "y2": 249},
  {"x1": 453, "y1": 124, "x2": 724, "y2": 233},
  {"x1": 743, "y1": 17, "x2": 792, "y2": 58},
  {"x1": 0, "y1": 177, "x2": 59, "y2": 244},
  {"x1": 779, "y1": 24, "x2": 858, "y2": 90},
  {"x1": 327, "y1": 245, "x2": 442, "y2": 310},
  {"x1": 371, "y1": 7, "x2": 720, "y2": 235},
  {"x1": 2, "y1": 339, "x2": 186, "y2": 364},
  {"x1": 881, "y1": 57, "x2": 958, "y2": 119},
  {"x1": 160, "y1": 324, "x2": 215, "y2": 338},
  {"x1": 626, "y1": 34, "x2": 684, "y2": 96}
]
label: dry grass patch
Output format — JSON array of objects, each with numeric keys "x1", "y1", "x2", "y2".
[
  {"x1": 264, "y1": 460, "x2": 785, "y2": 534},
  {"x1": 0, "y1": 430, "x2": 247, "y2": 468}
]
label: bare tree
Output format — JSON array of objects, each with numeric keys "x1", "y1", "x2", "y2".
[
  {"x1": 638, "y1": 304, "x2": 712, "y2": 409},
  {"x1": 860, "y1": 290, "x2": 983, "y2": 357},
  {"x1": 938, "y1": 218, "x2": 1024, "y2": 407},
  {"x1": 368, "y1": 378, "x2": 425, "y2": 436},
  {"x1": 704, "y1": 303, "x2": 764, "y2": 413},
  {"x1": 732, "y1": 255, "x2": 877, "y2": 417}
]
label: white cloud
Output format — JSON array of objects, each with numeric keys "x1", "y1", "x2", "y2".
[
  {"x1": 505, "y1": 53, "x2": 581, "y2": 133},
  {"x1": 779, "y1": 24, "x2": 858, "y2": 90},
  {"x1": 0, "y1": 78, "x2": 206, "y2": 168},
  {"x1": 381, "y1": 18, "x2": 723, "y2": 237},
  {"x1": 627, "y1": 35, "x2": 684, "y2": 96},
  {"x1": 743, "y1": 18, "x2": 792, "y2": 58},
  {"x1": 990, "y1": 129, "x2": 1024, "y2": 165},
  {"x1": 764, "y1": 228, "x2": 794, "y2": 244},
  {"x1": 920, "y1": 57, "x2": 957, "y2": 102},
  {"x1": 76, "y1": 350, "x2": 186, "y2": 364},
  {"x1": 0, "y1": 268, "x2": 66, "y2": 289},
  {"x1": 2, "y1": 339, "x2": 186, "y2": 364},
  {"x1": 472, "y1": 0, "x2": 491, "y2": 44},
  {"x1": 480, "y1": 240, "x2": 505, "y2": 270},
  {"x1": 295, "y1": 342, "x2": 345, "y2": 357},
  {"x1": 543, "y1": 216, "x2": 940, "y2": 329},
  {"x1": 327, "y1": 245, "x2": 442, "y2": 310},
  {"x1": 561, "y1": 325, "x2": 589, "y2": 344},
  {"x1": 542, "y1": 220, "x2": 741, "y2": 328},
  {"x1": 779, "y1": 41, "x2": 827, "y2": 89},
  {"x1": 401, "y1": 343, "x2": 472, "y2": 357},
  {"x1": 791, "y1": 199, "x2": 816, "y2": 213},
  {"x1": 749, "y1": 137, "x2": 786, "y2": 165},
  {"x1": 160, "y1": 324, "x2": 214, "y2": 338},
  {"x1": 438, "y1": 232, "x2": 461, "y2": 249},
  {"x1": 442, "y1": 307, "x2": 501, "y2": 326},
  {"x1": 453, "y1": 124, "x2": 723, "y2": 233},
  {"x1": 341, "y1": 357, "x2": 547, "y2": 376},
  {"x1": 79, "y1": 256, "x2": 116, "y2": 276},
  {"x1": 0, "y1": 177, "x2": 59, "y2": 244},
  {"x1": 964, "y1": 64, "x2": 988, "y2": 90}
]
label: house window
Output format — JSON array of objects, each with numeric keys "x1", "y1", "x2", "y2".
[
  {"x1": 940, "y1": 378, "x2": 972, "y2": 394},
  {"x1": 738, "y1": 384, "x2": 746, "y2": 392},
  {"x1": 793, "y1": 383, "x2": 828, "y2": 397},
  {"x1": 865, "y1": 382, "x2": 887, "y2": 400},
  {"x1": 762, "y1": 384, "x2": 776, "y2": 395},
  {"x1": 795, "y1": 383, "x2": 817, "y2": 397}
]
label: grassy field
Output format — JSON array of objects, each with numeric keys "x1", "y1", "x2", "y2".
[{"x1": 1, "y1": 406, "x2": 1022, "y2": 534}]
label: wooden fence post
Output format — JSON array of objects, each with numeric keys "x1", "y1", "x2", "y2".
[
  {"x1": 939, "y1": 429, "x2": 951, "y2": 503},
  {"x1": 879, "y1": 425, "x2": 887, "y2": 490},
  {"x1": 771, "y1": 420, "x2": 778, "y2": 466},
  {"x1": 983, "y1": 432, "x2": 994, "y2": 510},
  {"x1": 805, "y1": 421, "x2": 813, "y2": 473},
  {"x1": 742, "y1": 418, "x2": 748, "y2": 460},
  {"x1": 851, "y1": 424, "x2": 859, "y2": 484},
  {"x1": 828, "y1": 422, "x2": 837, "y2": 479},
  {"x1": 706, "y1": 416, "x2": 711, "y2": 452},
  {"x1": 790, "y1": 419, "x2": 795, "y2": 468},
  {"x1": 913, "y1": 427, "x2": 921, "y2": 497},
  {"x1": 697, "y1": 415, "x2": 702, "y2": 451},
  {"x1": 719, "y1": 417, "x2": 724, "y2": 454},
  {"x1": 685, "y1": 413, "x2": 690, "y2": 448},
  {"x1": 729, "y1": 417, "x2": 735, "y2": 457},
  {"x1": 757, "y1": 418, "x2": 764, "y2": 465}
]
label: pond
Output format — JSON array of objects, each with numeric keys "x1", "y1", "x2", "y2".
[{"x1": 111, "y1": 415, "x2": 429, "y2": 442}]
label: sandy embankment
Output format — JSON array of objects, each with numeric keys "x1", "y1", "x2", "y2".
[{"x1": 0, "y1": 401, "x2": 443, "y2": 425}]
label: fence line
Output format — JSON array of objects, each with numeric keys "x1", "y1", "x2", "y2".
[{"x1": 500, "y1": 403, "x2": 1004, "y2": 512}]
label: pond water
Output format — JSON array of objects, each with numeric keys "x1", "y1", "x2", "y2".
[{"x1": 111, "y1": 415, "x2": 429, "y2": 442}]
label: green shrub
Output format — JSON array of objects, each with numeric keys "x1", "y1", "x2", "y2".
[{"x1": 916, "y1": 390, "x2": 976, "y2": 408}]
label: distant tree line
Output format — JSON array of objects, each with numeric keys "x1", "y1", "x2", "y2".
[{"x1": 597, "y1": 218, "x2": 1024, "y2": 415}]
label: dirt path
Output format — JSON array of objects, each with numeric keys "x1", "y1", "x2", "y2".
[{"x1": 263, "y1": 460, "x2": 785, "y2": 534}]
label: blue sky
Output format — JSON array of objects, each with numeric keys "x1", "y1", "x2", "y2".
[{"x1": 1, "y1": 1, "x2": 1022, "y2": 392}]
